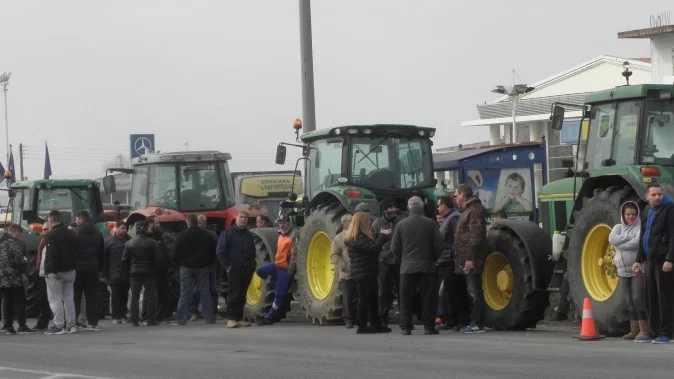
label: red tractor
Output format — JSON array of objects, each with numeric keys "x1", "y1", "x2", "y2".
[{"x1": 102, "y1": 150, "x2": 266, "y2": 314}]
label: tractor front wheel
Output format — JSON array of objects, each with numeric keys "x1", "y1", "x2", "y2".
[
  {"x1": 566, "y1": 185, "x2": 635, "y2": 335},
  {"x1": 296, "y1": 203, "x2": 345, "y2": 324}
]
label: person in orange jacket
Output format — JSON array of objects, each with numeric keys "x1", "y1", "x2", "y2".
[{"x1": 255, "y1": 213, "x2": 298, "y2": 326}]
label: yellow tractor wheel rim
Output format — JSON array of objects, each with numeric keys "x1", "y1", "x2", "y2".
[
  {"x1": 246, "y1": 260, "x2": 263, "y2": 306},
  {"x1": 581, "y1": 223, "x2": 619, "y2": 301},
  {"x1": 307, "y1": 231, "x2": 334, "y2": 300},
  {"x1": 482, "y1": 252, "x2": 513, "y2": 311}
]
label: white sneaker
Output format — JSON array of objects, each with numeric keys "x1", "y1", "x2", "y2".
[{"x1": 67, "y1": 326, "x2": 78, "y2": 334}]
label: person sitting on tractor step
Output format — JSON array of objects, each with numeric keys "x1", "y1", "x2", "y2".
[
  {"x1": 633, "y1": 183, "x2": 674, "y2": 344},
  {"x1": 217, "y1": 211, "x2": 256, "y2": 328},
  {"x1": 345, "y1": 212, "x2": 392, "y2": 334},
  {"x1": 608, "y1": 201, "x2": 647, "y2": 341},
  {"x1": 255, "y1": 212, "x2": 299, "y2": 326},
  {"x1": 330, "y1": 213, "x2": 357, "y2": 328}
]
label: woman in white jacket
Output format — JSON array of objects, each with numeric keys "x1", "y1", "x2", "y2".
[{"x1": 608, "y1": 201, "x2": 647, "y2": 341}]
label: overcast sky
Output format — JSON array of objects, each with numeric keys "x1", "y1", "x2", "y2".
[{"x1": 0, "y1": 0, "x2": 671, "y2": 180}]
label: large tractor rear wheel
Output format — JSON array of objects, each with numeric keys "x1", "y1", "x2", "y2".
[
  {"x1": 566, "y1": 185, "x2": 635, "y2": 335},
  {"x1": 483, "y1": 223, "x2": 550, "y2": 330},
  {"x1": 296, "y1": 203, "x2": 345, "y2": 324},
  {"x1": 243, "y1": 228, "x2": 278, "y2": 322}
]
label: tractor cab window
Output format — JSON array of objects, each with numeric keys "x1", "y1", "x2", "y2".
[
  {"x1": 11, "y1": 189, "x2": 31, "y2": 225},
  {"x1": 180, "y1": 162, "x2": 227, "y2": 211},
  {"x1": 612, "y1": 101, "x2": 640, "y2": 166},
  {"x1": 350, "y1": 136, "x2": 433, "y2": 190},
  {"x1": 642, "y1": 98, "x2": 674, "y2": 165},
  {"x1": 588, "y1": 103, "x2": 617, "y2": 169},
  {"x1": 130, "y1": 165, "x2": 149, "y2": 210},
  {"x1": 148, "y1": 164, "x2": 177, "y2": 209},
  {"x1": 352, "y1": 138, "x2": 391, "y2": 187},
  {"x1": 308, "y1": 138, "x2": 344, "y2": 196},
  {"x1": 36, "y1": 188, "x2": 98, "y2": 225}
]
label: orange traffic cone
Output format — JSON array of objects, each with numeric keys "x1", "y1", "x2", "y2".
[{"x1": 572, "y1": 298, "x2": 605, "y2": 341}]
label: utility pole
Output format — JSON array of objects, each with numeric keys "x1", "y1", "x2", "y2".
[
  {"x1": 0, "y1": 72, "x2": 11, "y2": 164},
  {"x1": 299, "y1": 0, "x2": 317, "y2": 134},
  {"x1": 18, "y1": 143, "x2": 24, "y2": 181}
]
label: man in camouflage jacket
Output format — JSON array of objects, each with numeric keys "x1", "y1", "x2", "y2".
[{"x1": 0, "y1": 224, "x2": 33, "y2": 334}]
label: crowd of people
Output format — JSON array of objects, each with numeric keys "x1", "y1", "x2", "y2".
[{"x1": 1, "y1": 182, "x2": 672, "y2": 342}]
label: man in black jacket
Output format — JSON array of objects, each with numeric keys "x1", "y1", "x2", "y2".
[
  {"x1": 633, "y1": 183, "x2": 674, "y2": 344},
  {"x1": 145, "y1": 215, "x2": 172, "y2": 323},
  {"x1": 435, "y1": 196, "x2": 470, "y2": 331},
  {"x1": 73, "y1": 211, "x2": 105, "y2": 331},
  {"x1": 102, "y1": 221, "x2": 131, "y2": 324},
  {"x1": 371, "y1": 197, "x2": 402, "y2": 328},
  {"x1": 44, "y1": 210, "x2": 79, "y2": 335},
  {"x1": 391, "y1": 196, "x2": 444, "y2": 335},
  {"x1": 173, "y1": 214, "x2": 217, "y2": 325},
  {"x1": 123, "y1": 220, "x2": 162, "y2": 327},
  {"x1": 217, "y1": 211, "x2": 256, "y2": 328}
]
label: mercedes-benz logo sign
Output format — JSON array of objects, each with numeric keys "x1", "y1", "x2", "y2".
[{"x1": 134, "y1": 137, "x2": 153, "y2": 155}]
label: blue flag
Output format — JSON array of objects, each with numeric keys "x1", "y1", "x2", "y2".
[
  {"x1": 0, "y1": 161, "x2": 5, "y2": 183},
  {"x1": 44, "y1": 142, "x2": 52, "y2": 179},
  {"x1": 7, "y1": 149, "x2": 15, "y2": 185}
]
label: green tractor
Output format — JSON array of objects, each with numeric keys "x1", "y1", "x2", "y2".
[
  {"x1": 7, "y1": 179, "x2": 111, "y2": 318},
  {"x1": 243, "y1": 122, "x2": 450, "y2": 323},
  {"x1": 546, "y1": 83, "x2": 674, "y2": 334}
]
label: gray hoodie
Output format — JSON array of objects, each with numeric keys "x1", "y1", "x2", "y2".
[{"x1": 608, "y1": 201, "x2": 641, "y2": 277}]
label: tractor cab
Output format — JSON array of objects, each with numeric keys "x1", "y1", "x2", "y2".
[
  {"x1": 9, "y1": 179, "x2": 107, "y2": 235},
  {"x1": 551, "y1": 84, "x2": 674, "y2": 189},
  {"x1": 104, "y1": 151, "x2": 235, "y2": 213},
  {"x1": 275, "y1": 123, "x2": 438, "y2": 217},
  {"x1": 102, "y1": 150, "x2": 257, "y2": 234}
]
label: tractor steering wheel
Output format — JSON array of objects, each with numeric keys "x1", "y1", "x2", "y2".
[{"x1": 164, "y1": 189, "x2": 176, "y2": 200}]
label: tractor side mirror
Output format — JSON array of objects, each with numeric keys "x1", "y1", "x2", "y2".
[
  {"x1": 550, "y1": 105, "x2": 565, "y2": 131},
  {"x1": 275, "y1": 145, "x2": 287, "y2": 165},
  {"x1": 102, "y1": 175, "x2": 116, "y2": 194}
]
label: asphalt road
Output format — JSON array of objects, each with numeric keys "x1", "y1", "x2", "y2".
[{"x1": 0, "y1": 319, "x2": 671, "y2": 379}]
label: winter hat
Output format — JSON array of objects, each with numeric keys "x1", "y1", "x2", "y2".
[
  {"x1": 355, "y1": 202, "x2": 370, "y2": 213},
  {"x1": 380, "y1": 197, "x2": 396, "y2": 210}
]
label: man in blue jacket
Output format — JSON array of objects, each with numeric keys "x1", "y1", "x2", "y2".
[
  {"x1": 633, "y1": 182, "x2": 674, "y2": 344},
  {"x1": 217, "y1": 211, "x2": 256, "y2": 328}
]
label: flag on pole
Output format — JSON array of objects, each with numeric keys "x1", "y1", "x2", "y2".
[
  {"x1": 0, "y1": 161, "x2": 5, "y2": 183},
  {"x1": 44, "y1": 141, "x2": 52, "y2": 179},
  {"x1": 7, "y1": 149, "x2": 15, "y2": 185}
]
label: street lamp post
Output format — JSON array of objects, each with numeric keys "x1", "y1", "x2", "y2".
[
  {"x1": 299, "y1": 0, "x2": 316, "y2": 134},
  {"x1": 492, "y1": 84, "x2": 535, "y2": 143},
  {"x1": 0, "y1": 72, "x2": 11, "y2": 163}
]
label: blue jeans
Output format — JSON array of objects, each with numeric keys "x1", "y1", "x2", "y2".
[
  {"x1": 465, "y1": 274, "x2": 485, "y2": 326},
  {"x1": 190, "y1": 266, "x2": 219, "y2": 317},
  {"x1": 176, "y1": 267, "x2": 214, "y2": 324},
  {"x1": 256, "y1": 264, "x2": 292, "y2": 321}
]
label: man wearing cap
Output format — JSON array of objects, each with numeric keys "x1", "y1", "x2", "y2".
[
  {"x1": 255, "y1": 212, "x2": 299, "y2": 326},
  {"x1": 371, "y1": 198, "x2": 403, "y2": 327}
]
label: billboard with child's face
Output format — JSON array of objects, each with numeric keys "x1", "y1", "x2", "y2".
[{"x1": 464, "y1": 167, "x2": 534, "y2": 222}]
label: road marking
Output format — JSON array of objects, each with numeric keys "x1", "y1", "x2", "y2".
[{"x1": 0, "y1": 366, "x2": 121, "y2": 379}]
